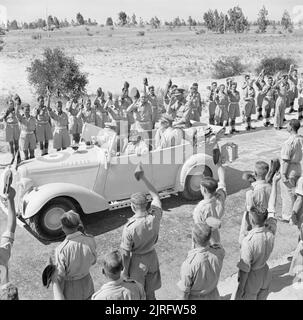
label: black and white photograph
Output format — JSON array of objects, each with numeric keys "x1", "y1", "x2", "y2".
[{"x1": 0, "y1": 0, "x2": 303, "y2": 304}]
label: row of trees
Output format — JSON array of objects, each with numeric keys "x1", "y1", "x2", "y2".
[
  {"x1": 6, "y1": 7, "x2": 296, "y2": 33},
  {"x1": 203, "y1": 6, "x2": 294, "y2": 33}
]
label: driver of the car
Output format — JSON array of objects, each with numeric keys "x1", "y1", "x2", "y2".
[{"x1": 122, "y1": 132, "x2": 149, "y2": 156}]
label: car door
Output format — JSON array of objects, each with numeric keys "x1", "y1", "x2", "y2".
[
  {"x1": 151, "y1": 141, "x2": 193, "y2": 190},
  {"x1": 103, "y1": 152, "x2": 153, "y2": 201}
]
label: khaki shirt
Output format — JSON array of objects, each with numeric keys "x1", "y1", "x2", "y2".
[
  {"x1": 49, "y1": 110, "x2": 69, "y2": 129},
  {"x1": 262, "y1": 85, "x2": 275, "y2": 100},
  {"x1": 227, "y1": 90, "x2": 240, "y2": 103},
  {"x1": 123, "y1": 140, "x2": 149, "y2": 156},
  {"x1": 78, "y1": 109, "x2": 97, "y2": 125},
  {"x1": 34, "y1": 106, "x2": 50, "y2": 123},
  {"x1": 66, "y1": 101, "x2": 80, "y2": 117},
  {"x1": 17, "y1": 114, "x2": 36, "y2": 134},
  {"x1": 92, "y1": 278, "x2": 146, "y2": 300},
  {"x1": 177, "y1": 245, "x2": 225, "y2": 296},
  {"x1": 3, "y1": 110, "x2": 18, "y2": 125},
  {"x1": 281, "y1": 135, "x2": 303, "y2": 164},
  {"x1": 186, "y1": 93, "x2": 201, "y2": 110},
  {"x1": 55, "y1": 231, "x2": 97, "y2": 281},
  {"x1": 154, "y1": 127, "x2": 182, "y2": 149},
  {"x1": 245, "y1": 180, "x2": 272, "y2": 211},
  {"x1": 192, "y1": 183, "x2": 226, "y2": 244},
  {"x1": 120, "y1": 205, "x2": 162, "y2": 255},
  {"x1": 237, "y1": 225, "x2": 276, "y2": 273},
  {"x1": 133, "y1": 102, "x2": 153, "y2": 123}
]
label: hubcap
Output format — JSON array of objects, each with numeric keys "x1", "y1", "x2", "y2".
[
  {"x1": 44, "y1": 207, "x2": 65, "y2": 231},
  {"x1": 189, "y1": 173, "x2": 204, "y2": 192}
]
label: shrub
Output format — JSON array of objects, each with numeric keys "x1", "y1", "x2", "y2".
[
  {"x1": 87, "y1": 32, "x2": 93, "y2": 36},
  {"x1": 255, "y1": 56, "x2": 295, "y2": 76},
  {"x1": 211, "y1": 56, "x2": 245, "y2": 79},
  {"x1": 27, "y1": 48, "x2": 88, "y2": 97},
  {"x1": 195, "y1": 29, "x2": 206, "y2": 35},
  {"x1": 31, "y1": 34, "x2": 41, "y2": 40},
  {"x1": 137, "y1": 31, "x2": 145, "y2": 36}
]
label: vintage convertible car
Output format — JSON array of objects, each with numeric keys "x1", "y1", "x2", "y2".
[{"x1": 2, "y1": 123, "x2": 225, "y2": 241}]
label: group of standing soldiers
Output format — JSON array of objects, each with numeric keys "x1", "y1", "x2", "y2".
[{"x1": 206, "y1": 64, "x2": 303, "y2": 134}]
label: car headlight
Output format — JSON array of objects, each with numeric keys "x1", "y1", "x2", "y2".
[{"x1": 16, "y1": 178, "x2": 34, "y2": 214}]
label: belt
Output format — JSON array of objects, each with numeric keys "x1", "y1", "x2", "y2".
[
  {"x1": 37, "y1": 121, "x2": 49, "y2": 124},
  {"x1": 21, "y1": 130, "x2": 34, "y2": 134},
  {"x1": 7, "y1": 123, "x2": 19, "y2": 126},
  {"x1": 132, "y1": 248, "x2": 155, "y2": 256},
  {"x1": 55, "y1": 126, "x2": 67, "y2": 130}
]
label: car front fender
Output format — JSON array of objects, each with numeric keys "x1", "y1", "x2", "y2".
[
  {"x1": 175, "y1": 153, "x2": 218, "y2": 191},
  {"x1": 22, "y1": 183, "x2": 109, "y2": 219}
]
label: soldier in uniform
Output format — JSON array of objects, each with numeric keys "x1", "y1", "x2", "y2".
[
  {"x1": 94, "y1": 87, "x2": 108, "y2": 128},
  {"x1": 34, "y1": 95, "x2": 53, "y2": 156},
  {"x1": 122, "y1": 132, "x2": 149, "y2": 156},
  {"x1": 280, "y1": 119, "x2": 303, "y2": 222},
  {"x1": 226, "y1": 80, "x2": 240, "y2": 134},
  {"x1": 214, "y1": 84, "x2": 228, "y2": 128},
  {"x1": 206, "y1": 82, "x2": 218, "y2": 125},
  {"x1": 261, "y1": 76, "x2": 275, "y2": 127},
  {"x1": 177, "y1": 218, "x2": 225, "y2": 300},
  {"x1": 154, "y1": 114, "x2": 182, "y2": 149},
  {"x1": 77, "y1": 98, "x2": 97, "y2": 127},
  {"x1": 192, "y1": 152, "x2": 226, "y2": 244},
  {"x1": 166, "y1": 88, "x2": 193, "y2": 128},
  {"x1": 273, "y1": 75, "x2": 288, "y2": 130},
  {"x1": 127, "y1": 93, "x2": 153, "y2": 132},
  {"x1": 298, "y1": 80, "x2": 303, "y2": 120},
  {"x1": 121, "y1": 82, "x2": 134, "y2": 132},
  {"x1": 186, "y1": 83, "x2": 202, "y2": 122},
  {"x1": 55, "y1": 210, "x2": 97, "y2": 300},
  {"x1": 92, "y1": 250, "x2": 146, "y2": 300},
  {"x1": 66, "y1": 96, "x2": 82, "y2": 145},
  {"x1": 120, "y1": 165, "x2": 162, "y2": 300},
  {"x1": 288, "y1": 64, "x2": 298, "y2": 113},
  {"x1": 47, "y1": 93, "x2": 70, "y2": 151},
  {"x1": 242, "y1": 79, "x2": 256, "y2": 130},
  {"x1": 16, "y1": 103, "x2": 36, "y2": 160},
  {"x1": 0, "y1": 99, "x2": 20, "y2": 162},
  {"x1": 235, "y1": 172, "x2": 279, "y2": 300},
  {"x1": 146, "y1": 84, "x2": 165, "y2": 129}
]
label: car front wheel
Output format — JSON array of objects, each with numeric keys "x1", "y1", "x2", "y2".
[
  {"x1": 182, "y1": 165, "x2": 213, "y2": 201},
  {"x1": 30, "y1": 197, "x2": 78, "y2": 241}
]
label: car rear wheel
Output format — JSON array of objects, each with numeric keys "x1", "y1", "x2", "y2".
[
  {"x1": 182, "y1": 165, "x2": 213, "y2": 201},
  {"x1": 30, "y1": 197, "x2": 77, "y2": 241}
]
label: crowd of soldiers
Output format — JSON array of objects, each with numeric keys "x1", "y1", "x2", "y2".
[{"x1": 0, "y1": 65, "x2": 303, "y2": 163}]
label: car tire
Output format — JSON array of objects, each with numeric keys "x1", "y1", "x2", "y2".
[
  {"x1": 182, "y1": 165, "x2": 213, "y2": 201},
  {"x1": 30, "y1": 197, "x2": 77, "y2": 241}
]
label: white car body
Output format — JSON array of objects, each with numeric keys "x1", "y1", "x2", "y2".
[{"x1": 6, "y1": 123, "x2": 224, "y2": 241}]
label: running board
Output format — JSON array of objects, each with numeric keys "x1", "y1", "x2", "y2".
[{"x1": 108, "y1": 188, "x2": 178, "y2": 211}]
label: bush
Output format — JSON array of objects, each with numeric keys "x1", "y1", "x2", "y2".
[
  {"x1": 211, "y1": 56, "x2": 245, "y2": 79},
  {"x1": 87, "y1": 32, "x2": 93, "y2": 36},
  {"x1": 195, "y1": 29, "x2": 206, "y2": 35},
  {"x1": 137, "y1": 31, "x2": 145, "y2": 36},
  {"x1": 27, "y1": 48, "x2": 88, "y2": 97},
  {"x1": 31, "y1": 34, "x2": 41, "y2": 40},
  {"x1": 255, "y1": 56, "x2": 295, "y2": 76}
]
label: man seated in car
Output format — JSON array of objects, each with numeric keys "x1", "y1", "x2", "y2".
[
  {"x1": 122, "y1": 131, "x2": 149, "y2": 156},
  {"x1": 94, "y1": 122, "x2": 119, "y2": 155},
  {"x1": 155, "y1": 114, "x2": 182, "y2": 150}
]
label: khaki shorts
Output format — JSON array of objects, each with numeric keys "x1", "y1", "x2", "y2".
[
  {"x1": 129, "y1": 250, "x2": 161, "y2": 294},
  {"x1": 53, "y1": 128, "x2": 71, "y2": 149},
  {"x1": 36, "y1": 122, "x2": 53, "y2": 142},
  {"x1": 19, "y1": 133, "x2": 36, "y2": 151}
]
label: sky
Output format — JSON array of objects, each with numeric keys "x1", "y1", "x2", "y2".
[{"x1": 0, "y1": 0, "x2": 302, "y2": 23}]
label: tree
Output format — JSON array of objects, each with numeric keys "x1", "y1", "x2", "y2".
[
  {"x1": 173, "y1": 17, "x2": 182, "y2": 27},
  {"x1": 257, "y1": 6, "x2": 269, "y2": 33},
  {"x1": 106, "y1": 17, "x2": 113, "y2": 26},
  {"x1": 76, "y1": 12, "x2": 85, "y2": 25},
  {"x1": 203, "y1": 10, "x2": 216, "y2": 31},
  {"x1": 29, "y1": 22, "x2": 37, "y2": 29},
  {"x1": 131, "y1": 14, "x2": 137, "y2": 25},
  {"x1": 53, "y1": 17, "x2": 60, "y2": 29},
  {"x1": 27, "y1": 48, "x2": 88, "y2": 97},
  {"x1": 272, "y1": 20, "x2": 277, "y2": 33},
  {"x1": 228, "y1": 6, "x2": 249, "y2": 33},
  {"x1": 118, "y1": 11, "x2": 127, "y2": 26},
  {"x1": 23, "y1": 22, "x2": 29, "y2": 29},
  {"x1": 37, "y1": 18, "x2": 46, "y2": 29},
  {"x1": 188, "y1": 16, "x2": 193, "y2": 26},
  {"x1": 8, "y1": 20, "x2": 19, "y2": 30},
  {"x1": 281, "y1": 10, "x2": 293, "y2": 32},
  {"x1": 47, "y1": 15, "x2": 54, "y2": 27}
]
